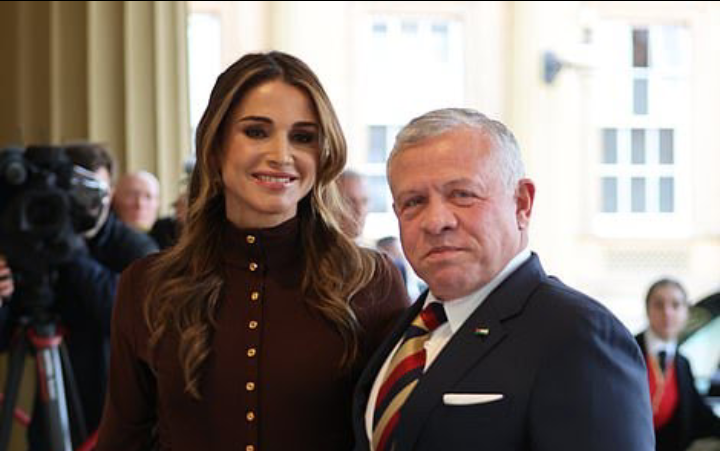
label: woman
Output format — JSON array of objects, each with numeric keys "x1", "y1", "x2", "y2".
[
  {"x1": 636, "y1": 278, "x2": 720, "y2": 451},
  {"x1": 96, "y1": 51, "x2": 409, "y2": 451}
]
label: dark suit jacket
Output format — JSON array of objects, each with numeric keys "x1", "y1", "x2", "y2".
[
  {"x1": 352, "y1": 254, "x2": 655, "y2": 451},
  {"x1": 636, "y1": 334, "x2": 720, "y2": 451}
]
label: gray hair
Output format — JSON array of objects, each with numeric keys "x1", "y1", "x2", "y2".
[{"x1": 387, "y1": 108, "x2": 525, "y2": 192}]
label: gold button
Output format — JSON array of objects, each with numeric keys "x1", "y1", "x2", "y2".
[
  {"x1": 249, "y1": 320, "x2": 258, "y2": 329},
  {"x1": 250, "y1": 292, "x2": 260, "y2": 301},
  {"x1": 246, "y1": 382, "x2": 255, "y2": 391},
  {"x1": 249, "y1": 262, "x2": 258, "y2": 271},
  {"x1": 246, "y1": 446, "x2": 254, "y2": 451},
  {"x1": 246, "y1": 235, "x2": 256, "y2": 244},
  {"x1": 247, "y1": 348, "x2": 256, "y2": 357},
  {"x1": 246, "y1": 411, "x2": 255, "y2": 421}
]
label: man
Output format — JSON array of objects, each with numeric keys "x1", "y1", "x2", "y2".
[
  {"x1": 337, "y1": 169, "x2": 370, "y2": 241},
  {"x1": 636, "y1": 279, "x2": 720, "y2": 451},
  {"x1": 150, "y1": 159, "x2": 193, "y2": 249},
  {"x1": 0, "y1": 143, "x2": 158, "y2": 449},
  {"x1": 376, "y1": 236, "x2": 425, "y2": 300},
  {"x1": 149, "y1": 190, "x2": 188, "y2": 249},
  {"x1": 352, "y1": 108, "x2": 654, "y2": 451},
  {"x1": 376, "y1": 236, "x2": 408, "y2": 284},
  {"x1": 112, "y1": 170, "x2": 160, "y2": 231}
]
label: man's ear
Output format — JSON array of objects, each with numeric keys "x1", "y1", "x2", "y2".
[{"x1": 515, "y1": 178, "x2": 535, "y2": 230}]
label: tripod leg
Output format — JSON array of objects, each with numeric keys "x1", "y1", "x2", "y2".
[
  {"x1": 0, "y1": 333, "x2": 28, "y2": 451},
  {"x1": 59, "y1": 341, "x2": 87, "y2": 441},
  {"x1": 32, "y1": 332, "x2": 73, "y2": 451}
]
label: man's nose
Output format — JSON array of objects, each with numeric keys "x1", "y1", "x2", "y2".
[{"x1": 420, "y1": 198, "x2": 457, "y2": 235}]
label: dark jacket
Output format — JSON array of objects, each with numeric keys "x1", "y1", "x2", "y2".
[
  {"x1": 11, "y1": 212, "x2": 157, "y2": 449},
  {"x1": 353, "y1": 254, "x2": 655, "y2": 451},
  {"x1": 636, "y1": 333, "x2": 720, "y2": 451},
  {"x1": 149, "y1": 216, "x2": 181, "y2": 250}
]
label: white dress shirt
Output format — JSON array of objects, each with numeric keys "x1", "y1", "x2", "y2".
[
  {"x1": 364, "y1": 247, "x2": 532, "y2": 440},
  {"x1": 644, "y1": 328, "x2": 677, "y2": 363}
]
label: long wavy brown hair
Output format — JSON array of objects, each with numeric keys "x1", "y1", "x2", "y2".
[{"x1": 144, "y1": 51, "x2": 378, "y2": 398}]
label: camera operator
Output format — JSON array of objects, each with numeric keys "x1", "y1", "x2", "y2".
[{"x1": 0, "y1": 143, "x2": 158, "y2": 450}]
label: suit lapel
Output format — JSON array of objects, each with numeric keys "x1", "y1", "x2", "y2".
[
  {"x1": 352, "y1": 292, "x2": 428, "y2": 448},
  {"x1": 393, "y1": 255, "x2": 546, "y2": 451}
]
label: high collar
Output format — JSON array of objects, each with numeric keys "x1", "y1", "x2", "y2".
[{"x1": 221, "y1": 216, "x2": 302, "y2": 272}]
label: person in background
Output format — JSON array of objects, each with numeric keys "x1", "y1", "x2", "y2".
[
  {"x1": 352, "y1": 108, "x2": 654, "y2": 451},
  {"x1": 96, "y1": 51, "x2": 409, "y2": 451},
  {"x1": 376, "y1": 236, "x2": 425, "y2": 300},
  {"x1": 112, "y1": 170, "x2": 160, "y2": 231},
  {"x1": 0, "y1": 143, "x2": 158, "y2": 450},
  {"x1": 337, "y1": 169, "x2": 370, "y2": 243},
  {"x1": 376, "y1": 236, "x2": 407, "y2": 284},
  {"x1": 149, "y1": 191, "x2": 188, "y2": 249},
  {"x1": 150, "y1": 161, "x2": 194, "y2": 249},
  {"x1": 636, "y1": 278, "x2": 720, "y2": 451}
]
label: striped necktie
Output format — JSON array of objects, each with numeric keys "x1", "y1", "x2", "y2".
[{"x1": 372, "y1": 302, "x2": 447, "y2": 451}]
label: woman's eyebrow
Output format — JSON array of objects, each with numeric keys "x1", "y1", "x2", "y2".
[
  {"x1": 236, "y1": 115, "x2": 272, "y2": 124},
  {"x1": 293, "y1": 121, "x2": 319, "y2": 129}
]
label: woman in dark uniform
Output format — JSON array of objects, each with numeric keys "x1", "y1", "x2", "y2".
[
  {"x1": 96, "y1": 51, "x2": 409, "y2": 451},
  {"x1": 636, "y1": 279, "x2": 720, "y2": 451}
]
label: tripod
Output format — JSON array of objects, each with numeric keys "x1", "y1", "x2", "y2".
[{"x1": 0, "y1": 272, "x2": 87, "y2": 451}]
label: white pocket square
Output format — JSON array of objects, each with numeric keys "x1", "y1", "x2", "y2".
[{"x1": 443, "y1": 393, "x2": 504, "y2": 405}]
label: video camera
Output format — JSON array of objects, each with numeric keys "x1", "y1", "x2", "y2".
[
  {"x1": 0, "y1": 145, "x2": 109, "y2": 275},
  {"x1": 0, "y1": 146, "x2": 109, "y2": 450}
]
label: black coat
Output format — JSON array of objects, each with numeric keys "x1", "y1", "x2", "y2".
[
  {"x1": 636, "y1": 333, "x2": 720, "y2": 451},
  {"x1": 1, "y1": 212, "x2": 157, "y2": 449}
]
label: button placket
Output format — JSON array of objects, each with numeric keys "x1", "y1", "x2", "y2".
[{"x1": 244, "y1": 233, "x2": 262, "y2": 449}]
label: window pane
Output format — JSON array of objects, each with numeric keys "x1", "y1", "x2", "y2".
[
  {"x1": 659, "y1": 177, "x2": 674, "y2": 212},
  {"x1": 188, "y1": 13, "x2": 222, "y2": 140},
  {"x1": 367, "y1": 175, "x2": 390, "y2": 213},
  {"x1": 633, "y1": 78, "x2": 648, "y2": 115},
  {"x1": 632, "y1": 129, "x2": 646, "y2": 164},
  {"x1": 655, "y1": 25, "x2": 688, "y2": 70},
  {"x1": 401, "y1": 20, "x2": 418, "y2": 34},
  {"x1": 368, "y1": 126, "x2": 387, "y2": 163},
  {"x1": 633, "y1": 28, "x2": 649, "y2": 67},
  {"x1": 602, "y1": 128, "x2": 617, "y2": 164},
  {"x1": 659, "y1": 129, "x2": 674, "y2": 164},
  {"x1": 602, "y1": 177, "x2": 618, "y2": 213},
  {"x1": 372, "y1": 21, "x2": 387, "y2": 34},
  {"x1": 631, "y1": 177, "x2": 646, "y2": 212},
  {"x1": 431, "y1": 23, "x2": 449, "y2": 62}
]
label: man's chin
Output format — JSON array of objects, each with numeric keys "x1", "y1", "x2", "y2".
[{"x1": 425, "y1": 273, "x2": 475, "y2": 301}]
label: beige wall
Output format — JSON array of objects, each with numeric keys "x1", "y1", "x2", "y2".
[{"x1": 0, "y1": 1, "x2": 191, "y2": 213}]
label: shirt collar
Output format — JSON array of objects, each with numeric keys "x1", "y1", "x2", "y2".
[
  {"x1": 644, "y1": 328, "x2": 677, "y2": 357},
  {"x1": 424, "y1": 247, "x2": 531, "y2": 334}
]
